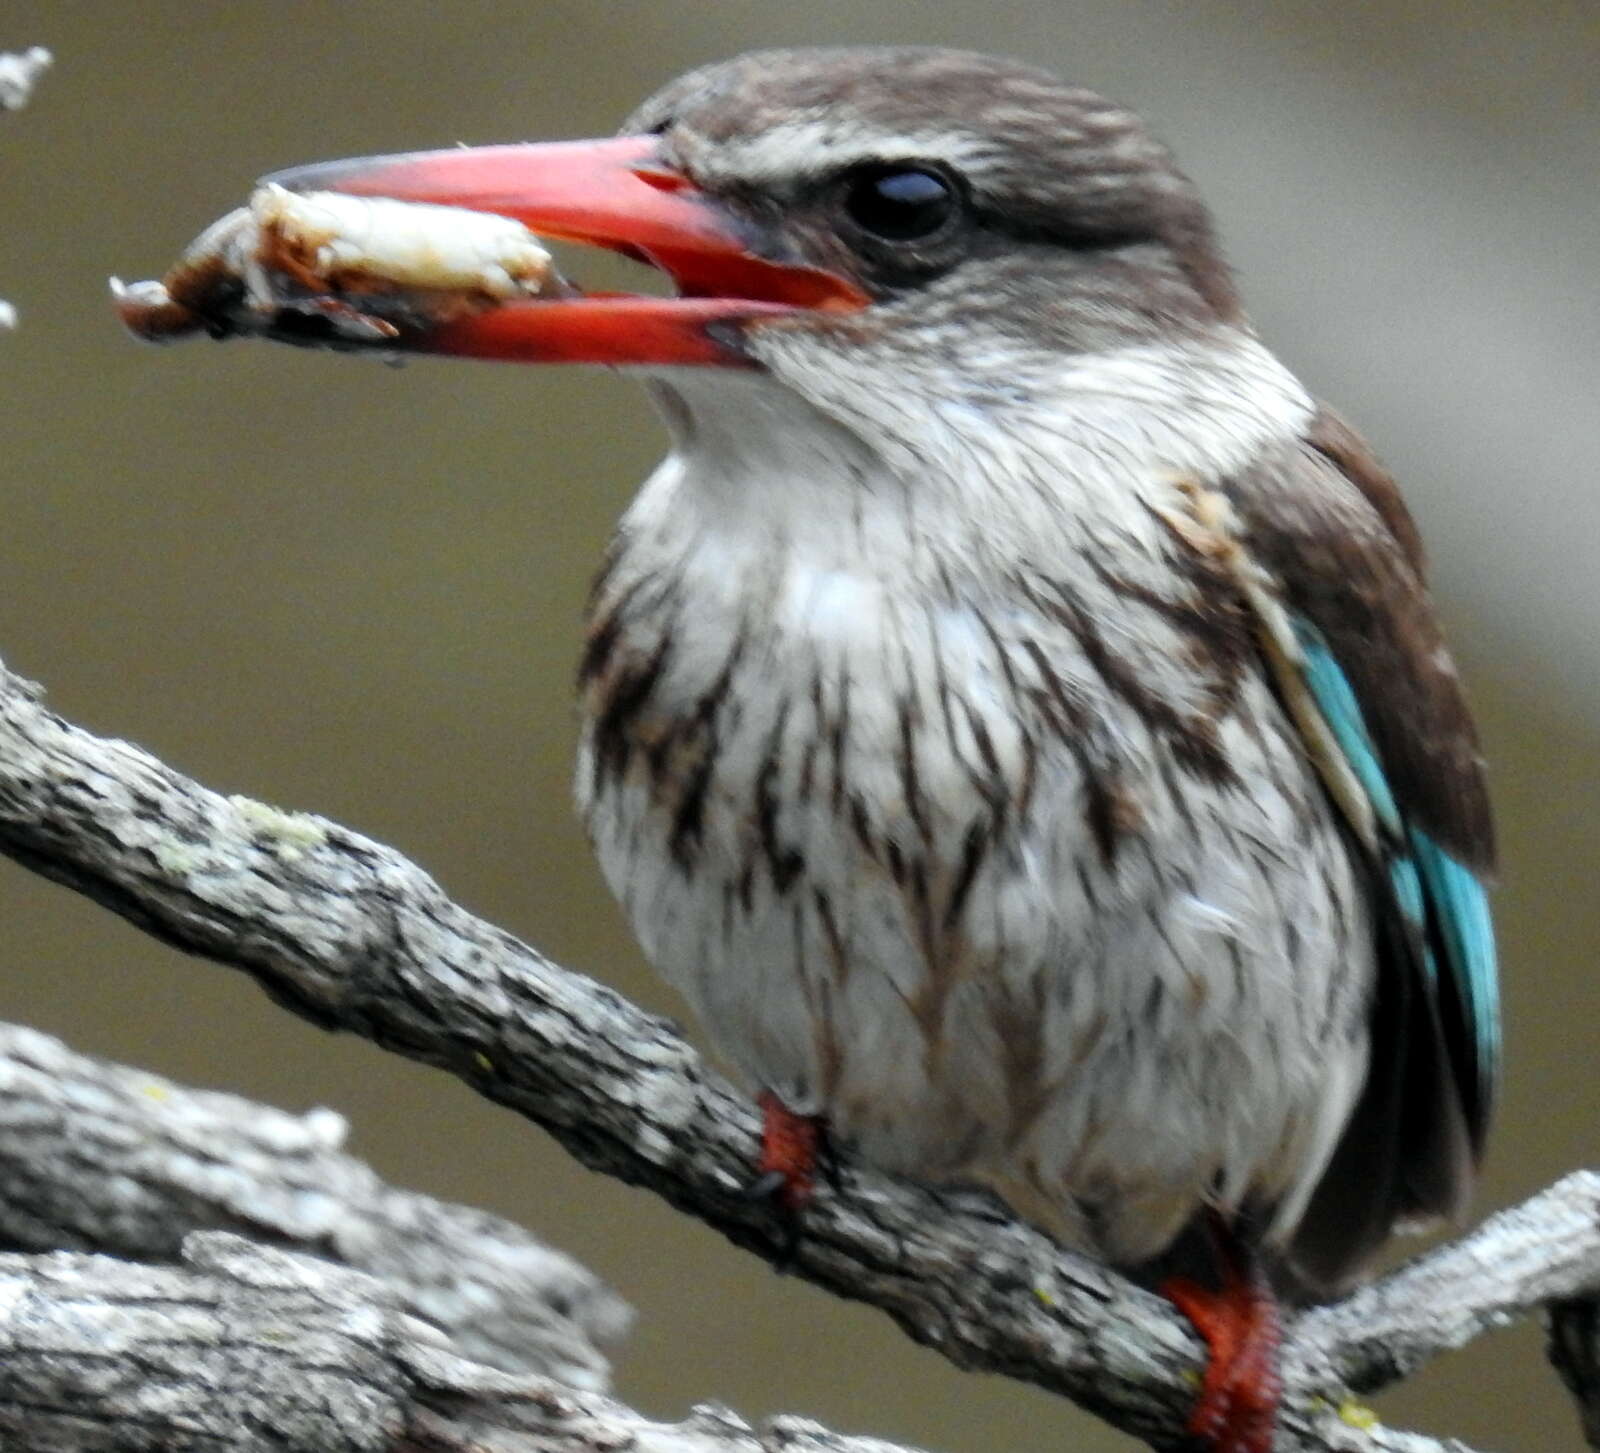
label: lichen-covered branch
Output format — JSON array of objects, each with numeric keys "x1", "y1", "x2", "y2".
[
  {"x1": 0, "y1": 1021, "x2": 629, "y2": 1385},
  {"x1": 0, "y1": 1232, "x2": 921, "y2": 1453},
  {"x1": 1, "y1": 651, "x2": 1594, "y2": 1450},
  {"x1": 0, "y1": 1234, "x2": 1486, "y2": 1453},
  {"x1": 1293, "y1": 1170, "x2": 1600, "y2": 1393}
]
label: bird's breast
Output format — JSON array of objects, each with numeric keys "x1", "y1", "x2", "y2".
[
  {"x1": 574, "y1": 467, "x2": 1371, "y2": 1266},
  {"x1": 576, "y1": 503, "x2": 1331, "y2": 973},
  {"x1": 578, "y1": 543, "x2": 1037, "y2": 885}
]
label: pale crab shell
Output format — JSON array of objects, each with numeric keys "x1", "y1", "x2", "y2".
[
  {"x1": 248, "y1": 184, "x2": 554, "y2": 300},
  {"x1": 114, "y1": 186, "x2": 559, "y2": 343}
]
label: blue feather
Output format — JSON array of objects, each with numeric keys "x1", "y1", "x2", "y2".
[
  {"x1": 1412, "y1": 828, "x2": 1501, "y2": 1085},
  {"x1": 1292, "y1": 616, "x2": 1500, "y2": 1102},
  {"x1": 1292, "y1": 619, "x2": 1402, "y2": 836}
]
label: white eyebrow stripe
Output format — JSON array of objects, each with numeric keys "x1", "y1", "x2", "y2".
[{"x1": 687, "y1": 116, "x2": 997, "y2": 185}]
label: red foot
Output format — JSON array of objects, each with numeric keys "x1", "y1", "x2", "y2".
[
  {"x1": 754, "y1": 1090, "x2": 823, "y2": 1211},
  {"x1": 1161, "y1": 1227, "x2": 1283, "y2": 1453}
]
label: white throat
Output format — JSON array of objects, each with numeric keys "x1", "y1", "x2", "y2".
[{"x1": 629, "y1": 331, "x2": 1314, "y2": 592}]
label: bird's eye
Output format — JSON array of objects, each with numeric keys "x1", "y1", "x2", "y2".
[{"x1": 841, "y1": 165, "x2": 960, "y2": 242}]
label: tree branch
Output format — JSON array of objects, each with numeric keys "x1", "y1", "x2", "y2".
[
  {"x1": 0, "y1": 1021, "x2": 629, "y2": 1385},
  {"x1": 0, "y1": 1234, "x2": 1486, "y2": 1453},
  {"x1": 0, "y1": 1232, "x2": 920, "y2": 1453},
  {"x1": 1, "y1": 650, "x2": 1593, "y2": 1449},
  {"x1": 1293, "y1": 1170, "x2": 1600, "y2": 1393}
]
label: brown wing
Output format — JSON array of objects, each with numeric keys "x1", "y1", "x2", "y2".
[
  {"x1": 1231, "y1": 402, "x2": 1494, "y2": 872},
  {"x1": 1223, "y1": 402, "x2": 1496, "y2": 1291}
]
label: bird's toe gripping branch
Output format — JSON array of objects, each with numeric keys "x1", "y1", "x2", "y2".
[
  {"x1": 1161, "y1": 1223, "x2": 1284, "y2": 1453},
  {"x1": 749, "y1": 1089, "x2": 827, "y2": 1221}
]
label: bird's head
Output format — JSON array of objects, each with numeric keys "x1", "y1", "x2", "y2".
[
  {"x1": 271, "y1": 48, "x2": 1306, "y2": 538},
  {"x1": 272, "y1": 50, "x2": 1244, "y2": 375}
]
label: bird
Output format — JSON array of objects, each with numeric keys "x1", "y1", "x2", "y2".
[{"x1": 268, "y1": 46, "x2": 1501, "y2": 1453}]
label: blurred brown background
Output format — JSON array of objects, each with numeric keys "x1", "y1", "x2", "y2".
[{"x1": 1, "y1": 3, "x2": 1596, "y2": 1449}]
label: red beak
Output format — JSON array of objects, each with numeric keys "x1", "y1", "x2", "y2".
[{"x1": 262, "y1": 136, "x2": 867, "y2": 367}]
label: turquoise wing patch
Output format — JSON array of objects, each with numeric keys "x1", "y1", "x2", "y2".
[{"x1": 1292, "y1": 616, "x2": 1500, "y2": 1108}]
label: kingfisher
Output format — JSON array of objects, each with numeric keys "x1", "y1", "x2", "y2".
[{"x1": 271, "y1": 46, "x2": 1500, "y2": 1452}]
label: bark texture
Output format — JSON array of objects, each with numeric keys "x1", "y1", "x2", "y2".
[
  {"x1": 0, "y1": 1022, "x2": 628, "y2": 1385},
  {"x1": 0, "y1": 1234, "x2": 1496, "y2": 1453}
]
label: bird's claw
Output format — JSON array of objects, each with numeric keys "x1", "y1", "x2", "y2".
[
  {"x1": 1162, "y1": 1253, "x2": 1283, "y2": 1453},
  {"x1": 753, "y1": 1089, "x2": 825, "y2": 1209},
  {"x1": 748, "y1": 1091, "x2": 828, "y2": 1269}
]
